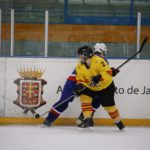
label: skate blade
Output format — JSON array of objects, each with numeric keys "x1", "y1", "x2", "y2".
[
  {"x1": 78, "y1": 127, "x2": 94, "y2": 132},
  {"x1": 115, "y1": 128, "x2": 125, "y2": 132},
  {"x1": 119, "y1": 128, "x2": 125, "y2": 132},
  {"x1": 40, "y1": 124, "x2": 51, "y2": 128}
]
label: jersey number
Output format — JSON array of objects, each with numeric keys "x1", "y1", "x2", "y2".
[{"x1": 101, "y1": 62, "x2": 106, "y2": 67}]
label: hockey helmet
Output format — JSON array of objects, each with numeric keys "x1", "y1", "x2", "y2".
[
  {"x1": 94, "y1": 43, "x2": 107, "y2": 56},
  {"x1": 78, "y1": 46, "x2": 93, "y2": 59}
]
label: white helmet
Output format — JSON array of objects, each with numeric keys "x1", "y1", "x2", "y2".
[{"x1": 94, "y1": 43, "x2": 107, "y2": 56}]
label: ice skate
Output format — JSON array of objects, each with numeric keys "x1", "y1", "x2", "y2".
[
  {"x1": 116, "y1": 121, "x2": 125, "y2": 131},
  {"x1": 41, "y1": 119, "x2": 52, "y2": 127},
  {"x1": 76, "y1": 112, "x2": 95, "y2": 125},
  {"x1": 78, "y1": 117, "x2": 94, "y2": 131}
]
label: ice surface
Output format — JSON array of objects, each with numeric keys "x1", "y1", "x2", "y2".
[{"x1": 0, "y1": 125, "x2": 150, "y2": 150}]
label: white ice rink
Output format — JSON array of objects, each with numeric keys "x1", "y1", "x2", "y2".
[{"x1": 0, "y1": 125, "x2": 150, "y2": 150}]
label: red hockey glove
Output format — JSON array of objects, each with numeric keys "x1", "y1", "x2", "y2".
[{"x1": 111, "y1": 67, "x2": 120, "y2": 77}]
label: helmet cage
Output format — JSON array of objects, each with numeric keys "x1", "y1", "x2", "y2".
[
  {"x1": 78, "y1": 46, "x2": 93, "y2": 63},
  {"x1": 81, "y1": 49, "x2": 93, "y2": 59}
]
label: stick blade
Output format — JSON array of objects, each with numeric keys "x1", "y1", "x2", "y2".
[{"x1": 35, "y1": 114, "x2": 40, "y2": 119}]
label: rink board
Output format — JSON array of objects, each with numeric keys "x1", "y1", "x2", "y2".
[
  {"x1": 0, "y1": 117, "x2": 150, "y2": 126},
  {"x1": 0, "y1": 58, "x2": 150, "y2": 126}
]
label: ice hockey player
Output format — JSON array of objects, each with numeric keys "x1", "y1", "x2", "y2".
[
  {"x1": 74, "y1": 45, "x2": 125, "y2": 130},
  {"x1": 42, "y1": 69, "x2": 77, "y2": 126},
  {"x1": 76, "y1": 43, "x2": 120, "y2": 124}
]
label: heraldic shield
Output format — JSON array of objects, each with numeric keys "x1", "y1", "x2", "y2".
[{"x1": 13, "y1": 68, "x2": 47, "y2": 114}]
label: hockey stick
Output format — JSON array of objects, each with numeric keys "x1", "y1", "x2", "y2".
[
  {"x1": 35, "y1": 86, "x2": 87, "y2": 119},
  {"x1": 116, "y1": 37, "x2": 148, "y2": 70},
  {"x1": 34, "y1": 110, "x2": 49, "y2": 119},
  {"x1": 35, "y1": 95, "x2": 76, "y2": 119}
]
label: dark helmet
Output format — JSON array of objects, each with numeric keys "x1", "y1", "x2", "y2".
[{"x1": 78, "y1": 46, "x2": 93, "y2": 59}]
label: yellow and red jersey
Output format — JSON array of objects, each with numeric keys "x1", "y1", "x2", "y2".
[{"x1": 76, "y1": 55, "x2": 113, "y2": 91}]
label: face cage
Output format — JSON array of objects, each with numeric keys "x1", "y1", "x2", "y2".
[{"x1": 80, "y1": 54, "x2": 88, "y2": 63}]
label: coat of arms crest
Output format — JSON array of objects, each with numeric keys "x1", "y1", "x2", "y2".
[{"x1": 13, "y1": 68, "x2": 47, "y2": 114}]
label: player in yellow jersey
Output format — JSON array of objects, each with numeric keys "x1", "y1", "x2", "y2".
[
  {"x1": 76, "y1": 43, "x2": 119, "y2": 124},
  {"x1": 73, "y1": 45, "x2": 125, "y2": 130}
]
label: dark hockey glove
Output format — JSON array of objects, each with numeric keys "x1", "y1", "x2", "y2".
[
  {"x1": 111, "y1": 67, "x2": 120, "y2": 77},
  {"x1": 91, "y1": 74, "x2": 102, "y2": 86},
  {"x1": 73, "y1": 83, "x2": 85, "y2": 97}
]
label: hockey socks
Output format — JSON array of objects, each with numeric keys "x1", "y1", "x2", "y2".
[{"x1": 104, "y1": 105, "x2": 125, "y2": 130}]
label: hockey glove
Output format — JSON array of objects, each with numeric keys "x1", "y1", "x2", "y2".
[
  {"x1": 111, "y1": 67, "x2": 120, "y2": 77},
  {"x1": 91, "y1": 74, "x2": 102, "y2": 86},
  {"x1": 73, "y1": 83, "x2": 85, "y2": 97}
]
